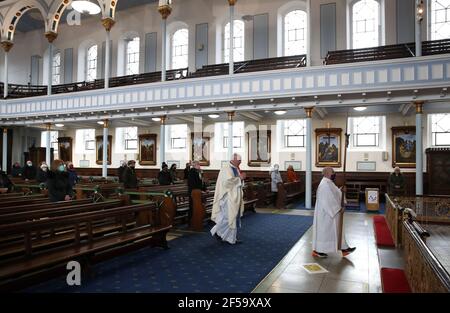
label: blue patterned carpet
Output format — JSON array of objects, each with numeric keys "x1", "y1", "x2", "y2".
[{"x1": 25, "y1": 213, "x2": 313, "y2": 293}]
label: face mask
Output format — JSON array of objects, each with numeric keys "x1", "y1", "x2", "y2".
[
  {"x1": 42, "y1": 167, "x2": 48, "y2": 172},
  {"x1": 331, "y1": 173, "x2": 336, "y2": 181},
  {"x1": 58, "y1": 165, "x2": 65, "y2": 172},
  {"x1": 27, "y1": 163, "x2": 32, "y2": 167}
]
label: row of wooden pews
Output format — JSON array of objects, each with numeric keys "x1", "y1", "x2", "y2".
[{"x1": 0, "y1": 193, "x2": 175, "y2": 291}]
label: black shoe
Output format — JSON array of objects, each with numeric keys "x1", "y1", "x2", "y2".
[
  {"x1": 312, "y1": 250, "x2": 328, "y2": 258},
  {"x1": 341, "y1": 247, "x2": 356, "y2": 257}
]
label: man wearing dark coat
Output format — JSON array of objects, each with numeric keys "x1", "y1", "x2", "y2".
[{"x1": 123, "y1": 160, "x2": 138, "y2": 189}]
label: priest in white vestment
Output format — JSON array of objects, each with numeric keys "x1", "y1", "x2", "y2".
[
  {"x1": 312, "y1": 167, "x2": 356, "y2": 258},
  {"x1": 210, "y1": 153, "x2": 246, "y2": 245}
]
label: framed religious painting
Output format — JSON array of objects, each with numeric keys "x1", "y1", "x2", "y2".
[
  {"x1": 58, "y1": 137, "x2": 73, "y2": 162},
  {"x1": 392, "y1": 126, "x2": 416, "y2": 168},
  {"x1": 138, "y1": 134, "x2": 157, "y2": 166},
  {"x1": 247, "y1": 130, "x2": 271, "y2": 167},
  {"x1": 315, "y1": 128, "x2": 342, "y2": 167},
  {"x1": 191, "y1": 133, "x2": 210, "y2": 166},
  {"x1": 96, "y1": 135, "x2": 112, "y2": 165}
]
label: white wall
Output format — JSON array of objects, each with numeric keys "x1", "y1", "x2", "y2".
[{"x1": 3, "y1": 0, "x2": 411, "y2": 84}]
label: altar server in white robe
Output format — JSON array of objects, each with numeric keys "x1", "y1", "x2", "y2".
[
  {"x1": 210, "y1": 153, "x2": 246, "y2": 245},
  {"x1": 312, "y1": 167, "x2": 356, "y2": 258}
]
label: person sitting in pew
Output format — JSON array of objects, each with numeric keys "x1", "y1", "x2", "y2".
[
  {"x1": 23, "y1": 160, "x2": 37, "y2": 181},
  {"x1": 169, "y1": 164, "x2": 179, "y2": 183},
  {"x1": 123, "y1": 160, "x2": 138, "y2": 189},
  {"x1": 36, "y1": 162, "x2": 49, "y2": 184},
  {"x1": 184, "y1": 162, "x2": 191, "y2": 180},
  {"x1": 117, "y1": 160, "x2": 127, "y2": 183},
  {"x1": 287, "y1": 165, "x2": 299, "y2": 183},
  {"x1": 0, "y1": 166, "x2": 13, "y2": 192},
  {"x1": 158, "y1": 163, "x2": 173, "y2": 185},
  {"x1": 11, "y1": 162, "x2": 23, "y2": 177},
  {"x1": 270, "y1": 164, "x2": 283, "y2": 196},
  {"x1": 188, "y1": 161, "x2": 207, "y2": 224},
  {"x1": 66, "y1": 162, "x2": 79, "y2": 187},
  {"x1": 389, "y1": 166, "x2": 406, "y2": 196},
  {"x1": 47, "y1": 159, "x2": 73, "y2": 202}
]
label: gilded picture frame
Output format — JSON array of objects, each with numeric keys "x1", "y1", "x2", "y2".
[
  {"x1": 315, "y1": 128, "x2": 342, "y2": 167},
  {"x1": 96, "y1": 135, "x2": 112, "y2": 165},
  {"x1": 191, "y1": 133, "x2": 210, "y2": 166},
  {"x1": 247, "y1": 130, "x2": 271, "y2": 167},
  {"x1": 138, "y1": 134, "x2": 157, "y2": 166},
  {"x1": 58, "y1": 137, "x2": 73, "y2": 162},
  {"x1": 392, "y1": 126, "x2": 416, "y2": 168}
]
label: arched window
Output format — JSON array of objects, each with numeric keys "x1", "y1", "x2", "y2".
[
  {"x1": 126, "y1": 37, "x2": 140, "y2": 75},
  {"x1": 171, "y1": 28, "x2": 189, "y2": 69},
  {"x1": 351, "y1": 0, "x2": 380, "y2": 49},
  {"x1": 284, "y1": 10, "x2": 308, "y2": 56},
  {"x1": 224, "y1": 20, "x2": 245, "y2": 62},
  {"x1": 86, "y1": 44, "x2": 98, "y2": 82},
  {"x1": 52, "y1": 51, "x2": 61, "y2": 85},
  {"x1": 430, "y1": 0, "x2": 450, "y2": 40}
]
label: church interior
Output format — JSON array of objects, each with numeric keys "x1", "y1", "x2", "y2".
[{"x1": 0, "y1": 0, "x2": 449, "y2": 295}]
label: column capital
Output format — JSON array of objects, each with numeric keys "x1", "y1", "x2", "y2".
[
  {"x1": 45, "y1": 123, "x2": 52, "y2": 131},
  {"x1": 44, "y1": 31, "x2": 58, "y2": 43},
  {"x1": 3, "y1": 128, "x2": 7, "y2": 133},
  {"x1": 160, "y1": 115, "x2": 167, "y2": 125},
  {"x1": 1, "y1": 41, "x2": 13, "y2": 53},
  {"x1": 101, "y1": 18, "x2": 116, "y2": 32},
  {"x1": 103, "y1": 119, "x2": 109, "y2": 128},
  {"x1": 414, "y1": 101, "x2": 424, "y2": 114},
  {"x1": 304, "y1": 107, "x2": 314, "y2": 118},
  {"x1": 158, "y1": 4, "x2": 172, "y2": 20},
  {"x1": 227, "y1": 111, "x2": 235, "y2": 121},
  {"x1": 228, "y1": 0, "x2": 238, "y2": 6}
]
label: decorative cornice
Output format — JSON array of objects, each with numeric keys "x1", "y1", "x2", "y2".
[
  {"x1": 415, "y1": 101, "x2": 424, "y2": 114},
  {"x1": 304, "y1": 107, "x2": 314, "y2": 118},
  {"x1": 44, "y1": 32, "x2": 58, "y2": 43},
  {"x1": 158, "y1": 5, "x2": 172, "y2": 20},
  {"x1": 227, "y1": 111, "x2": 235, "y2": 121},
  {"x1": 228, "y1": 0, "x2": 237, "y2": 6},
  {"x1": 101, "y1": 18, "x2": 116, "y2": 32},
  {"x1": 3, "y1": 128, "x2": 7, "y2": 133},
  {"x1": 1, "y1": 41, "x2": 13, "y2": 53}
]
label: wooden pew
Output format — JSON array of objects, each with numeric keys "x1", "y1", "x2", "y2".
[
  {"x1": 0, "y1": 198, "x2": 93, "y2": 215},
  {"x1": 0, "y1": 200, "x2": 174, "y2": 291},
  {"x1": 0, "y1": 194, "x2": 48, "y2": 208},
  {"x1": 276, "y1": 181, "x2": 303, "y2": 209}
]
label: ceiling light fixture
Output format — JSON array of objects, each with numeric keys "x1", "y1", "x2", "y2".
[
  {"x1": 55, "y1": 123, "x2": 64, "y2": 127},
  {"x1": 152, "y1": 117, "x2": 161, "y2": 122},
  {"x1": 97, "y1": 121, "x2": 104, "y2": 125},
  {"x1": 208, "y1": 114, "x2": 220, "y2": 119},
  {"x1": 72, "y1": 0, "x2": 101, "y2": 15},
  {"x1": 353, "y1": 106, "x2": 367, "y2": 112},
  {"x1": 274, "y1": 110, "x2": 287, "y2": 116}
]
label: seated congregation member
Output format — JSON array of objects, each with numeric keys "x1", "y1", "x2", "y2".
[
  {"x1": 389, "y1": 166, "x2": 406, "y2": 195},
  {"x1": 187, "y1": 161, "x2": 206, "y2": 222},
  {"x1": 0, "y1": 167, "x2": 12, "y2": 191},
  {"x1": 117, "y1": 160, "x2": 127, "y2": 183},
  {"x1": 36, "y1": 162, "x2": 49, "y2": 183},
  {"x1": 11, "y1": 162, "x2": 23, "y2": 177},
  {"x1": 312, "y1": 167, "x2": 355, "y2": 258},
  {"x1": 184, "y1": 162, "x2": 191, "y2": 180},
  {"x1": 169, "y1": 164, "x2": 178, "y2": 183},
  {"x1": 47, "y1": 160, "x2": 73, "y2": 202},
  {"x1": 123, "y1": 160, "x2": 138, "y2": 189},
  {"x1": 287, "y1": 165, "x2": 299, "y2": 182},
  {"x1": 270, "y1": 164, "x2": 283, "y2": 195},
  {"x1": 66, "y1": 162, "x2": 78, "y2": 187},
  {"x1": 210, "y1": 153, "x2": 246, "y2": 245},
  {"x1": 158, "y1": 163, "x2": 173, "y2": 185},
  {"x1": 23, "y1": 160, "x2": 37, "y2": 181}
]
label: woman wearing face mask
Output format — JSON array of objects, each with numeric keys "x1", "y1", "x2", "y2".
[
  {"x1": 66, "y1": 162, "x2": 79, "y2": 187},
  {"x1": 270, "y1": 164, "x2": 283, "y2": 194},
  {"x1": 47, "y1": 159, "x2": 73, "y2": 202},
  {"x1": 23, "y1": 160, "x2": 37, "y2": 181},
  {"x1": 36, "y1": 162, "x2": 49, "y2": 183}
]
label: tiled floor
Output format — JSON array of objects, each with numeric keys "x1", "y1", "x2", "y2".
[{"x1": 252, "y1": 209, "x2": 382, "y2": 293}]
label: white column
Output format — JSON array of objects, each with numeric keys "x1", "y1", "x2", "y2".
[
  {"x1": 305, "y1": 107, "x2": 313, "y2": 209},
  {"x1": 102, "y1": 120, "x2": 109, "y2": 178},
  {"x1": 2, "y1": 128, "x2": 7, "y2": 172},
  {"x1": 306, "y1": 0, "x2": 311, "y2": 66},
  {"x1": 158, "y1": 3, "x2": 172, "y2": 82},
  {"x1": 47, "y1": 42, "x2": 53, "y2": 95},
  {"x1": 105, "y1": 30, "x2": 111, "y2": 89},
  {"x1": 227, "y1": 112, "x2": 234, "y2": 160},
  {"x1": 415, "y1": 101, "x2": 424, "y2": 195},
  {"x1": 229, "y1": 2, "x2": 235, "y2": 75},
  {"x1": 415, "y1": 0, "x2": 423, "y2": 57},
  {"x1": 46, "y1": 124, "x2": 51, "y2": 166},
  {"x1": 160, "y1": 116, "x2": 166, "y2": 166},
  {"x1": 3, "y1": 50, "x2": 8, "y2": 99}
]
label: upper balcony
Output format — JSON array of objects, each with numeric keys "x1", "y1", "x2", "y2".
[{"x1": 1, "y1": 40, "x2": 450, "y2": 125}]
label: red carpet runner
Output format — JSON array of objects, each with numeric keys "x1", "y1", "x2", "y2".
[
  {"x1": 380, "y1": 268, "x2": 411, "y2": 293},
  {"x1": 373, "y1": 216, "x2": 395, "y2": 247}
]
